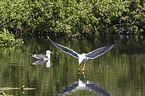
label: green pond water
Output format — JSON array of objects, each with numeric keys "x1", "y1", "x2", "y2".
[{"x1": 0, "y1": 35, "x2": 145, "y2": 96}]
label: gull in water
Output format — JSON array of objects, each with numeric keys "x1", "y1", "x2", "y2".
[
  {"x1": 47, "y1": 36, "x2": 115, "y2": 70},
  {"x1": 28, "y1": 50, "x2": 53, "y2": 61}
]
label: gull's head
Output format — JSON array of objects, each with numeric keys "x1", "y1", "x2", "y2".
[{"x1": 46, "y1": 50, "x2": 53, "y2": 56}]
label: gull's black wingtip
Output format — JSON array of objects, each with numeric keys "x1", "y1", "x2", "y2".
[
  {"x1": 47, "y1": 36, "x2": 54, "y2": 43},
  {"x1": 47, "y1": 36, "x2": 50, "y2": 39},
  {"x1": 47, "y1": 36, "x2": 52, "y2": 41}
]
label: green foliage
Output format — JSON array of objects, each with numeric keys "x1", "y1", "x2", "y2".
[
  {"x1": 94, "y1": 0, "x2": 145, "y2": 34},
  {"x1": 0, "y1": 28, "x2": 24, "y2": 47},
  {"x1": 0, "y1": 0, "x2": 144, "y2": 37}
]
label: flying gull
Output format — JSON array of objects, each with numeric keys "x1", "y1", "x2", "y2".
[{"x1": 47, "y1": 36, "x2": 114, "y2": 69}]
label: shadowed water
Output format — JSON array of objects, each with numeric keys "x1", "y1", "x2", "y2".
[{"x1": 0, "y1": 35, "x2": 145, "y2": 96}]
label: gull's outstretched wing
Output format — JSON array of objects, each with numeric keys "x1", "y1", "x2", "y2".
[
  {"x1": 47, "y1": 36, "x2": 78, "y2": 58},
  {"x1": 86, "y1": 44, "x2": 115, "y2": 59},
  {"x1": 86, "y1": 82, "x2": 112, "y2": 96}
]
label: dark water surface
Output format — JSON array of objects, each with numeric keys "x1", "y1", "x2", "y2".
[{"x1": 0, "y1": 35, "x2": 145, "y2": 96}]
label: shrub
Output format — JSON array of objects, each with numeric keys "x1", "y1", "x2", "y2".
[
  {"x1": 0, "y1": 0, "x2": 144, "y2": 37},
  {"x1": 0, "y1": 28, "x2": 24, "y2": 47}
]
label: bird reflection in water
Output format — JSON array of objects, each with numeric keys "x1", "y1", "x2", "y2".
[
  {"x1": 55, "y1": 71, "x2": 112, "y2": 96},
  {"x1": 32, "y1": 59, "x2": 53, "y2": 68},
  {"x1": 28, "y1": 50, "x2": 53, "y2": 68}
]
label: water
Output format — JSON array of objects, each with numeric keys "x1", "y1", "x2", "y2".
[{"x1": 0, "y1": 35, "x2": 145, "y2": 96}]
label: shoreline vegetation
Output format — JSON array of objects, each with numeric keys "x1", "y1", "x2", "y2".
[
  {"x1": 0, "y1": 28, "x2": 24, "y2": 48},
  {"x1": 0, "y1": 0, "x2": 145, "y2": 46}
]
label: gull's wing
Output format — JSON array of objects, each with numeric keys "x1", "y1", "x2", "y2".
[
  {"x1": 27, "y1": 53, "x2": 47, "y2": 59},
  {"x1": 86, "y1": 82, "x2": 112, "y2": 96},
  {"x1": 32, "y1": 54, "x2": 48, "y2": 59},
  {"x1": 47, "y1": 36, "x2": 78, "y2": 58},
  {"x1": 86, "y1": 44, "x2": 115, "y2": 59}
]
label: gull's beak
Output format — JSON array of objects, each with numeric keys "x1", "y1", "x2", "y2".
[{"x1": 51, "y1": 52, "x2": 53, "y2": 54}]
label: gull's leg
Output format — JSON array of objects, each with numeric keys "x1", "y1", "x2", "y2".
[
  {"x1": 82, "y1": 59, "x2": 87, "y2": 70},
  {"x1": 78, "y1": 65, "x2": 80, "y2": 74},
  {"x1": 82, "y1": 71, "x2": 85, "y2": 77},
  {"x1": 78, "y1": 63, "x2": 81, "y2": 70},
  {"x1": 82, "y1": 64, "x2": 85, "y2": 70},
  {"x1": 78, "y1": 71, "x2": 80, "y2": 74},
  {"x1": 2, "y1": 90, "x2": 6, "y2": 96}
]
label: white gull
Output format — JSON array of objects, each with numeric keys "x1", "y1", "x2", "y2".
[
  {"x1": 28, "y1": 50, "x2": 52, "y2": 61},
  {"x1": 47, "y1": 36, "x2": 115, "y2": 69}
]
